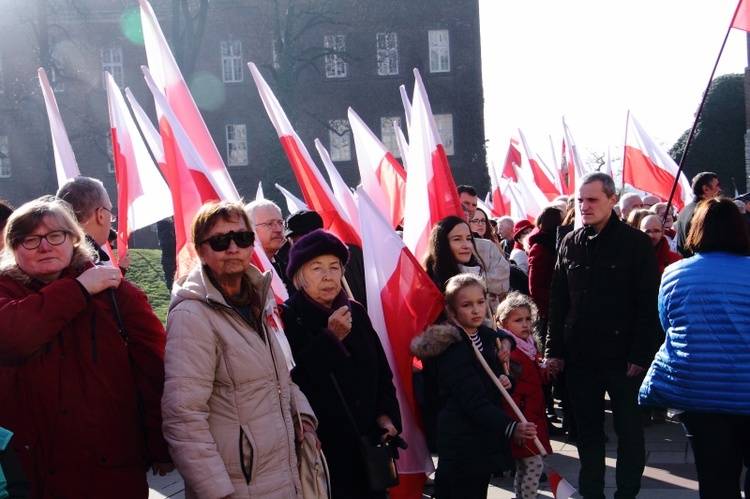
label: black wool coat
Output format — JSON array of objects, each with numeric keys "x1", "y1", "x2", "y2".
[{"x1": 281, "y1": 290, "x2": 401, "y2": 498}]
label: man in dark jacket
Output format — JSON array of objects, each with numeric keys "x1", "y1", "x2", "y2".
[
  {"x1": 675, "y1": 171, "x2": 720, "y2": 256},
  {"x1": 546, "y1": 172, "x2": 661, "y2": 499}
]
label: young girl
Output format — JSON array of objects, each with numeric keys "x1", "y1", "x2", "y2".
[
  {"x1": 497, "y1": 292, "x2": 553, "y2": 499},
  {"x1": 411, "y1": 274, "x2": 537, "y2": 499}
]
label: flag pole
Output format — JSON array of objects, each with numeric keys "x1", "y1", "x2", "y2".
[
  {"x1": 665, "y1": 11, "x2": 737, "y2": 215},
  {"x1": 620, "y1": 110, "x2": 631, "y2": 200}
]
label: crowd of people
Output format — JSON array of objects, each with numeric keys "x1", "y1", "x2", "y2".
[{"x1": 0, "y1": 168, "x2": 748, "y2": 499}]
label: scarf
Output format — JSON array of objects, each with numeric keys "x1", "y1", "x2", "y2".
[{"x1": 504, "y1": 327, "x2": 538, "y2": 361}]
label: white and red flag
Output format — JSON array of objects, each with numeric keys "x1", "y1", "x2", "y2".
[
  {"x1": 314, "y1": 138, "x2": 360, "y2": 234},
  {"x1": 255, "y1": 181, "x2": 265, "y2": 201},
  {"x1": 105, "y1": 73, "x2": 173, "y2": 256},
  {"x1": 512, "y1": 158, "x2": 548, "y2": 222},
  {"x1": 562, "y1": 117, "x2": 588, "y2": 195},
  {"x1": 349, "y1": 108, "x2": 407, "y2": 228},
  {"x1": 501, "y1": 138, "x2": 521, "y2": 182},
  {"x1": 518, "y1": 129, "x2": 561, "y2": 200},
  {"x1": 548, "y1": 469, "x2": 576, "y2": 499},
  {"x1": 402, "y1": 69, "x2": 463, "y2": 261},
  {"x1": 623, "y1": 112, "x2": 691, "y2": 210},
  {"x1": 125, "y1": 88, "x2": 165, "y2": 165},
  {"x1": 38, "y1": 68, "x2": 80, "y2": 187},
  {"x1": 275, "y1": 183, "x2": 309, "y2": 214},
  {"x1": 487, "y1": 159, "x2": 508, "y2": 217},
  {"x1": 139, "y1": 0, "x2": 238, "y2": 203},
  {"x1": 248, "y1": 62, "x2": 361, "y2": 247},
  {"x1": 357, "y1": 188, "x2": 444, "y2": 499}
]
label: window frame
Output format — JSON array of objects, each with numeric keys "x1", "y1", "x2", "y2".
[
  {"x1": 428, "y1": 29, "x2": 450, "y2": 73},
  {"x1": 0, "y1": 136, "x2": 10, "y2": 178},
  {"x1": 101, "y1": 46, "x2": 124, "y2": 88},
  {"x1": 434, "y1": 113, "x2": 454, "y2": 156},
  {"x1": 376, "y1": 32, "x2": 399, "y2": 76},
  {"x1": 324, "y1": 35, "x2": 348, "y2": 79},
  {"x1": 380, "y1": 116, "x2": 401, "y2": 158},
  {"x1": 328, "y1": 119, "x2": 351, "y2": 162},
  {"x1": 221, "y1": 40, "x2": 244, "y2": 83},
  {"x1": 226, "y1": 124, "x2": 248, "y2": 167}
]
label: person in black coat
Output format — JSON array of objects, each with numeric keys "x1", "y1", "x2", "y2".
[
  {"x1": 281, "y1": 229, "x2": 401, "y2": 499},
  {"x1": 410, "y1": 274, "x2": 537, "y2": 499}
]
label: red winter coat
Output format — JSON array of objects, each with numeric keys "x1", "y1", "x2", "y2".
[
  {"x1": 0, "y1": 264, "x2": 170, "y2": 498},
  {"x1": 502, "y1": 348, "x2": 553, "y2": 459},
  {"x1": 527, "y1": 229, "x2": 557, "y2": 319},
  {"x1": 654, "y1": 237, "x2": 682, "y2": 275}
]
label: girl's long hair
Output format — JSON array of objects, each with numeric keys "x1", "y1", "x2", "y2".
[{"x1": 422, "y1": 216, "x2": 483, "y2": 292}]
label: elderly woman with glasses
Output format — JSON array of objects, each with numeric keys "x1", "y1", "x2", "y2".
[
  {"x1": 0, "y1": 197, "x2": 172, "y2": 498},
  {"x1": 162, "y1": 201, "x2": 317, "y2": 499},
  {"x1": 281, "y1": 229, "x2": 401, "y2": 499}
]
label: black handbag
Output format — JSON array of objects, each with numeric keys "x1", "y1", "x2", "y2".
[{"x1": 330, "y1": 374, "x2": 399, "y2": 492}]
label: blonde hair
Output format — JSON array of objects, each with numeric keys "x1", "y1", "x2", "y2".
[
  {"x1": 444, "y1": 273, "x2": 486, "y2": 319},
  {"x1": 496, "y1": 292, "x2": 541, "y2": 350}
]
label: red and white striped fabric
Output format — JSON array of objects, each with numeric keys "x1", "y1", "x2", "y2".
[
  {"x1": 519, "y1": 129, "x2": 561, "y2": 201},
  {"x1": 139, "y1": 0, "x2": 238, "y2": 204},
  {"x1": 623, "y1": 112, "x2": 691, "y2": 211},
  {"x1": 349, "y1": 108, "x2": 406, "y2": 229},
  {"x1": 358, "y1": 188, "x2": 444, "y2": 499},
  {"x1": 732, "y1": 0, "x2": 750, "y2": 31},
  {"x1": 38, "y1": 68, "x2": 80, "y2": 187},
  {"x1": 402, "y1": 69, "x2": 464, "y2": 261},
  {"x1": 487, "y1": 159, "x2": 505, "y2": 217},
  {"x1": 105, "y1": 72, "x2": 173, "y2": 257},
  {"x1": 248, "y1": 62, "x2": 361, "y2": 248}
]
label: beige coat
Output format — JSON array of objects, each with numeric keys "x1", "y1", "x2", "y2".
[{"x1": 162, "y1": 264, "x2": 315, "y2": 499}]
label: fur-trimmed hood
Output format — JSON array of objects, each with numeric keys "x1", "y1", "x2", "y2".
[{"x1": 410, "y1": 324, "x2": 463, "y2": 360}]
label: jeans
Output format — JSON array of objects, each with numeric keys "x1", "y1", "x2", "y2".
[
  {"x1": 679, "y1": 411, "x2": 750, "y2": 499},
  {"x1": 566, "y1": 366, "x2": 645, "y2": 499}
]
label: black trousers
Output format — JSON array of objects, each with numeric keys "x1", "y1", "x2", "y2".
[
  {"x1": 433, "y1": 473, "x2": 490, "y2": 499},
  {"x1": 679, "y1": 411, "x2": 750, "y2": 499},
  {"x1": 566, "y1": 366, "x2": 645, "y2": 499}
]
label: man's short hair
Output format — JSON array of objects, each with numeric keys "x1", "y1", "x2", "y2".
[
  {"x1": 498, "y1": 216, "x2": 514, "y2": 230},
  {"x1": 691, "y1": 172, "x2": 718, "y2": 199},
  {"x1": 244, "y1": 199, "x2": 282, "y2": 226},
  {"x1": 457, "y1": 185, "x2": 477, "y2": 197},
  {"x1": 56, "y1": 177, "x2": 108, "y2": 223},
  {"x1": 580, "y1": 172, "x2": 616, "y2": 198}
]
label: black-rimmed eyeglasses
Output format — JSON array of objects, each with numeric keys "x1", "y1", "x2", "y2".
[
  {"x1": 100, "y1": 206, "x2": 117, "y2": 223},
  {"x1": 19, "y1": 230, "x2": 69, "y2": 250},
  {"x1": 200, "y1": 231, "x2": 255, "y2": 252}
]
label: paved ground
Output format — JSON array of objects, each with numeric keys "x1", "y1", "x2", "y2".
[{"x1": 148, "y1": 408, "x2": 709, "y2": 498}]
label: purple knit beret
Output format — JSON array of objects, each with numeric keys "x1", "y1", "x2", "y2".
[{"x1": 286, "y1": 229, "x2": 350, "y2": 280}]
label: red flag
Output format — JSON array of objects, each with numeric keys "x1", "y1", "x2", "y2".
[
  {"x1": 38, "y1": 68, "x2": 80, "y2": 187},
  {"x1": 623, "y1": 112, "x2": 691, "y2": 211},
  {"x1": 358, "y1": 188, "x2": 444, "y2": 497},
  {"x1": 732, "y1": 0, "x2": 750, "y2": 31},
  {"x1": 402, "y1": 69, "x2": 464, "y2": 261},
  {"x1": 139, "y1": 0, "x2": 238, "y2": 203},
  {"x1": 519, "y1": 129, "x2": 561, "y2": 201},
  {"x1": 562, "y1": 117, "x2": 587, "y2": 196},
  {"x1": 314, "y1": 139, "x2": 361, "y2": 234},
  {"x1": 502, "y1": 138, "x2": 521, "y2": 182},
  {"x1": 248, "y1": 62, "x2": 361, "y2": 247},
  {"x1": 105, "y1": 72, "x2": 172, "y2": 256},
  {"x1": 349, "y1": 108, "x2": 407, "y2": 228}
]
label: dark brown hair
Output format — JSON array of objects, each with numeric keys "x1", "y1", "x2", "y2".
[
  {"x1": 192, "y1": 200, "x2": 252, "y2": 251},
  {"x1": 422, "y1": 216, "x2": 483, "y2": 293},
  {"x1": 685, "y1": 197, "x2": 750, "y2": 255}
]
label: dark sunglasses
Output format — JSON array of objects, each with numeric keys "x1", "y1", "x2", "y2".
[{"x1": 200, "y1": 230, "x2": 255, "y2": 251}]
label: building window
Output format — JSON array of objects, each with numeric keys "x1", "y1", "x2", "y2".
[
  {"x1": 434, "y1": 114, "x2": 454, "y2": 155},
  {"x1": 106, "y1": 140, "x2": 115, "y2": 174},
  {"x1": 376, "y1": 33, "x2": 399, "y2": 76},
  {"x1": 329, "y1": 119, "x2": 351, "y2": 162},
  {"x1": 380, "y1": 117, "x2": 401, "y2": 158},
  {"x1": 226, "y1": 124, "x2": 248, "y2": 166},
  {"x1": 428, "y1": 30, "x2": 450, "y2": 73},
  {"x1": 221, "y1": 41, "x2": 243, "y2": 83},
  {"x1": 324, "y1": 35, "x2": 347, "y2": 78},
  {"x1": 101, "y1": 47, "x2": 124, "y2": 87},
  {"x1": 0, "y1": 136, "x2": 10, "y2": 178}
]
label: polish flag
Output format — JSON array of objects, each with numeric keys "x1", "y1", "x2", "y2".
[
  {"x1": 604, "y1": 147, "x2": 614, "y2": 178},
  {"x1": 394, "y1": 121, "x2": 410, "y2": 169},
  {"x1": 562, "y1": 117, "x2": 587, "y2": 195},
  {"x1": 548, "y1": 469, "x2": 576, "y2": 499},
  {"x1": 402, "y1": 69, "x2": 464, "y2": 261},
  {"x1": 512, "y1": 158, "x2": 548, "y2": 222},
  {"x1": 399, "y1": 84, "x2": 413, "y2": 130},
  {"x1": 255, "y1": 181, "x2": 265, "y2": 201},
  {"x1": 139, "y1": 0, "x2": 238, "y2": 203},
  {"x1": 518, "y1": 129, "x2": 561, "y2": 200},
  {"x1": 125, "y1": 88, "x2": 165, "y2": 166},
  {"x1": 275, "y1": 183, "x2": 309, "y2": 214},
  {"x1": 38, "y1": 68, "x2": 80, "y2": 187},
  {"x1": 314, "y1": 138, "x2": 360, "y2": 234},
  {"x1": 349, "y1": 108, "x2": 407, "y2": 228},
  {"x1": 502, "y1": 138, "x2": 521, "y2": 182},
  {"x1": 623, "y1": 112, "x2": 691, "y2": 211},
  {"x1": 358, "y1": 188, "x2": 444, "y2": 499},
  {"x1": 732, "y1": 0, "x2": 750, "y2": 31},
  {"x1": 487, "y1": 160, "x2": 508, "y2": 217},
  {"x1": 105, "y1": 72, "x2": 172, "y2": 256},
  {"x1": 248, "y1": 62, "x2": 361, "y2": 247}
]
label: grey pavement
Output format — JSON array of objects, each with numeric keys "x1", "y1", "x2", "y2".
[{"x1": 147, "y1": 408, "x2": 708, "y2": 499}]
